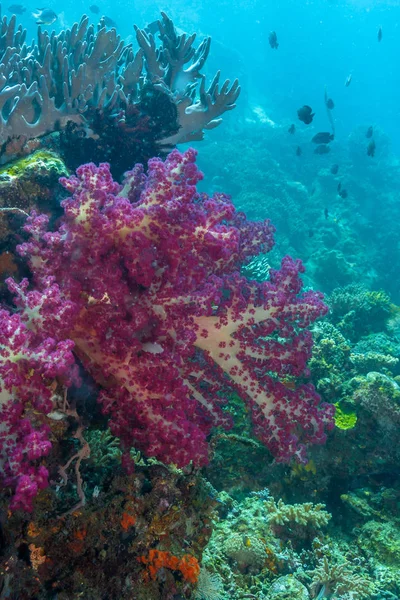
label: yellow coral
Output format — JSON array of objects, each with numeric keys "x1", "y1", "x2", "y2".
[{"x1": 334, "y1": 403, "x2": 357, "y2": 430}]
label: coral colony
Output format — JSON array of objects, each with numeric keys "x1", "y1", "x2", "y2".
[
  {"x1": 0, "y1": 10, "x2": 240, "y2": 172},
  {"x1": 0, "y1": 7, "x2": 334, "y2": 515},
  {"x1": 1, "y1": 148, "x2": 334, "y2": 511}
]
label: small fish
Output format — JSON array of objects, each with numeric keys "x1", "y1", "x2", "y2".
[
  {"x1": 337, "y1": 182, "x2": 342, "y2": 192},
  {"x1": 345, "y1": 74, "x2": 352, "y2": 87},
  {"x1": 243, "y1": 536, "x2": 252, "y2": 547},
  {"x1": 367, "y1": 139, "x2": 376, "y2": 157},
  {"x1": 89, "y1": 4, "x2": 100, "y2": 13},
  {"x1": 377, "y1": 26, "x2": 382, "y2": 42},
  {"x1": 326, "y1": 98, "x2": 335, "y2": 110},
  {"x1": 308, "y1": 229, "x2": 314, "y2": 238},
  {"x1": 312, "y1": 132, "x2": 334, "y2": 144},
  {"x1": 283, "y1": 379, "x2": 296, "y2": 390},
  {"x1": 32, "y1": 7, "x2": 57, "y2": 25},
  {"x1": 324, "y1": 208, "x2": 329, "y2": 220},
  {"x1": 366, "y1": 126, "x2": 373, "y2": 138},
  {"x1": 296, "y1": 146, "x2": 302, "y2": 157},
  {"x1": 288, "y1": 124, "x2": 296, "y2": 135},
  {"x1": 297, "y1": 105, "x2": 314, "y2": 125},
  {"x1": 330, "y1": 164, "x2": 339, "y2": 175},
  {"x1": 269, "y1": 31, "x2": 279, "y2": 49},
  {"x1": 338, "y1": 188, "x2": 348, "y2": 199},
  {"x1": 8, "y1": 4, "x2": 26, "y2": 14},
  {"x1": 100, "y1": 15, "x2": 117, "y2": 28},
  {"x1": 314, "y1": 144, "x2": 330, "y2": 155},
  {"x1": 316, "y1": 586, "x2": 327, "y2": 600}
]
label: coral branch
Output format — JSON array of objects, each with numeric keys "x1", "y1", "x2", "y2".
[
  {"x1": 0, "y1": 10, "x2": 240, "y2": 164},
  {"x1": 0, "y1": 310, "x2": 78, "y2": 510}
]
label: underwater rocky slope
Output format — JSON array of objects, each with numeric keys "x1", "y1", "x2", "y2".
[{"x1": 0, "y1": 7, "x2": 399, "y2": 600}]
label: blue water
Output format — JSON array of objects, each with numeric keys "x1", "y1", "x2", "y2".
[{"x1": 16, "y1": 0, "x2": 400, "y2": 152}]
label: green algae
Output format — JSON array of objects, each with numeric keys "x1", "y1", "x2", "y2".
[{"x1": 0, "y1": 150, "x2": 68, "y2": 179}]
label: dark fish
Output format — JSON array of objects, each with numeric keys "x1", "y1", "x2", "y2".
[
  {"x1": 366, "y1": 126, "x2": 373, "y2": 138},
  {"x1": 297, "y1": 105, "x2": 314, "y2": 125},
  {"x1": 324, "y1": 208, "x2": 329, "y2": 220},
  {"x1": 367, "y1": 139, "x2": 376, "y2": 157},
  {"x1": 330, "y1": 163, "x2": 339, "y2": 175},
  {"x1": 89, "y1": 4, "x2": 100, "y2": 13},
  {"x1": 8, "y1": 4, "x2": 26, "y2": 14},
  {"x1": 345, "y1": 74, "x2": 352, "y2": 87},
  {"x1": 326, "y1": 98, "x2": 335, "y2": 110},
  {"x1": 337, "y1": 182, "x2": 342, "y2": 192},
  {"x1": 312, "y1": 132, "x2": 334, "y2": 144},
  {"x1": 338, "y1": 188, "x2": 348, "y2": 199},
  {"x1": 308, "y1": 229, "x2": 314, "y2": 238},
  {"x1": 296, "y1": 146, "x2": 302, "y2": 156},
  {"x1": 269, "y1": 31, "x2": 279, "y2": 49},
  {"x1": 378, "y1": 26, "x2": 382, "y2": 42},
  {"x1": 314, "y1": 144, "x2": 330, "y2": 155},
  {"x1": 100, "y1": 15, "x2": 117, "y2": 28},
  {"x1": 32, "y1": 7, "x2": 57, "y2": 24},
  {"x1": 288, "y1": 124, "x2": 296, "y2": 135}
]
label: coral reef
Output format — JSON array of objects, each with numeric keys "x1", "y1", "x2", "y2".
[
  {"x1": 0, "y1": 10, "x2": 239, "y2": 176},
  {"x1": 198, "y1": 490, "x2": 380, "y2": 600},
  {"x1": 265, "y1": 498, "x2": 331, "y2": 529},
  {"x1": 307, "y1": 557, "x2": 373, "y2": 599},
  {"x1": 0, "y1": 151, "x2": 67, "y2": 214},
  {"x1": 197, "y1": 121, "x2": 400, "y2": 302},
  {"x1": 0, "y1": 463, "x2": 216, "y2": 599},
  {"x1": 193, "y1": 568, "x2": 225, "y2": 600},
  {"x1": 328, "y1": 284, "x2": 392, "y2": 341},
  {"x1": 3, "y1": 76, "x2": 400, "y2": 600},
  {"x1": 1, "y1": 148, "x2": 333, "y2": 513}
]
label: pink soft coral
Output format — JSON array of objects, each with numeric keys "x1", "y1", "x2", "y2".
[
  {"x1": 9, "y1": 148, "x2": 334, "y2": 469},
  {"x1": 0, "y1": 309, "x2": 77, "y2": 510}
]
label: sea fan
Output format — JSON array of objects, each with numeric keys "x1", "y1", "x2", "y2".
[{"x1": 192, "y1": 569, "x2": 225, "y2": 600}]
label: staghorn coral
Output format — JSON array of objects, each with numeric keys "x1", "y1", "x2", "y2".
[
  {"x1": 264, "y1": 498, "x2": 331, "y2": 529},
  {"x1": 0, "y1": 9, "x2": 239, "y2": 174}
]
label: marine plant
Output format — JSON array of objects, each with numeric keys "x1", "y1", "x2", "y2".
[{"x1": 1, "y1": 148, "x2": 334, "y2": 510}]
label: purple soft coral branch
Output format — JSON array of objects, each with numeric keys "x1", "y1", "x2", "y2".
[
  {"x1": 5, "y1": 148, "x2": 333, "y2": 507},
  {"x1": 0, "y1": 309, "x2": 78, "y2": 511}
]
